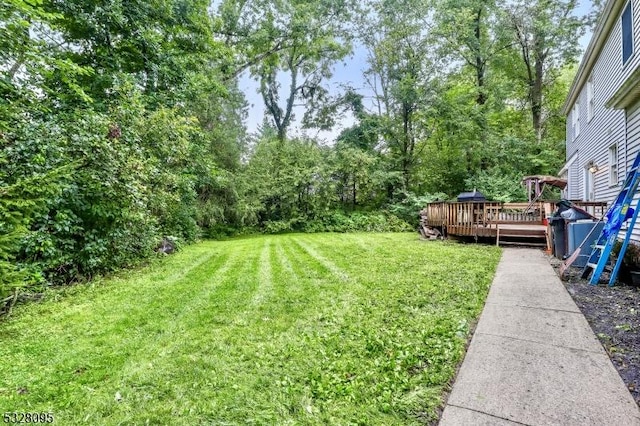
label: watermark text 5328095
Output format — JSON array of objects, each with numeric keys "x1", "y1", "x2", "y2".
[{"x1": 3, "y1": 413, "x2": 54, "y2": 424}]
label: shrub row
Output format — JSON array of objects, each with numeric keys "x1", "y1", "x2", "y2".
[{"x1": 262, "y1": 211, "x2": 413, "y2": 234}]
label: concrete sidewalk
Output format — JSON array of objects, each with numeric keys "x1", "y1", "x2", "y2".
[{"x1": 439, "y1": 248, "x2": 640, "y2": 426}]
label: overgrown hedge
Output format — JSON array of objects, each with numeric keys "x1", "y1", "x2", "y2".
[
  {"x1": 1, "y1": 96, "x2": 221, "y2": 296},
  {"x1": 262, "y1": 211, "x2": 413, "y2": 234}
]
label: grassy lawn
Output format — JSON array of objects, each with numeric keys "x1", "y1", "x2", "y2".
[{"x1": 0, "y1": 233, "x2": 501, "y2": 425}]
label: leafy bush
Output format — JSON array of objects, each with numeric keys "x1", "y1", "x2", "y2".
[
  {"x1": 0, "y1": 169, "x2": 69, "y2": 299},
  {"x1": 3, "y1": 97, "x2": 214, "y2": 287},
  {"x1": 258, "y1": 211, "x2": 412, "y2": 234},
  {"x1": 263, "y1": 220, "x2": 297, "y2": 234},
  {"x1": 301, "y1": 211, "x2": 412, "y2": 233},
  {"x1": 387, "y1": 191, "x2": 449, "y2": 225},
  {"x1": 139, "y1": 107, "x2": 204, "y2": 242},
  {"x1": 611, "y1": 240, "x2": 640, "y2": 285},
  {"x1": 465, "y1": 169, "x2": 527, "y2": 202}
]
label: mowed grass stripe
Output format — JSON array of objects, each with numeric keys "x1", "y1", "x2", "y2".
[
  {"x1": 184, "y1": 236, "x2": 368, "y2": 423},
  {"x1": 96, "y1": 247, "x2": 262, "y2": 424},
  {"x1": 273, "y1": 237, "x2": 297, "y2": 279},
  {"x1": 15, "y1": 242, "x2": 261, "y2": 423},
  {"x1": 0, "y1": 233, "x2": 501, "y2": 425},
  {"x1": 272, "y1": 238, "x2": 317, "y2": 313},
  {"x1": 0, "y1": 245, "x2": 228, "y2": 372},
  {"x1": 145, "y1": 243, "x2": 220, "y2": 283},
  {"x1": 300, "y1": 232, "x2": 395, "y2": 261},
  {"x1": 276, "y1": 236, "x2": 361, "y2": 326},
  {"x1": 119, "y1": 246, "x2": 244, "y2": 360},
  {"x1": 289, "y1": 233, "x2": 390, "y2": 279},
  {"x1": 243, "y1": 236, "x2": 341, "y2": 333},
  {"x1": 106, "y1": 238, "x2": 330, "y2": 423},
  {"x1": 0, "y1": 246, "x2": 241, "y2": 416},
  {"x1": 288, "y1": 236, "x2": 350, "y2": 282},
  {"x1": 271, "y1": 234, "x2": 501, "y2": 421},
  {"x1": 1, "y1": 243, "x2": 225, "y2": 342},
  {"x1": 249, "y1": 237, "x2": 274, "y2": 307}
]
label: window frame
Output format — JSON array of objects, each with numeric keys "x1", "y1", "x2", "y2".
[{"x1": 609, "y1": 143, "x2": 619, "y2": 187}]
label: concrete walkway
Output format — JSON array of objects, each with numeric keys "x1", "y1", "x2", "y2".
[{"x1": 439, "y1": 248, "x2": 640, "y2": 426}]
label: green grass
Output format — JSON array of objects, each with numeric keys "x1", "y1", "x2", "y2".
[{"x1": 0, "y1": 233, "x2": 501, "y2": 425}]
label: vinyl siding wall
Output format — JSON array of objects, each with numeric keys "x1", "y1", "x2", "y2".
[
  {"x1": 565, "y1": 0, "x2": 640, "y2": 206},
  {"x1": 624, "y1": 99, "x2": 640, "y2": 241}
]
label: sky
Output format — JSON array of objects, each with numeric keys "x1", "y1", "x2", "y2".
[{"x1": 238, "y1": 0, "x2": 598, "y2": 142}]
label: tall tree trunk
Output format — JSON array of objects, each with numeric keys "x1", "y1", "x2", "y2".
[
  {"x1": 532, "y1": 46, "x2": 545, "y2": 143},
  {"x1": 473, "y1": 6, "x2": 487, "y2": 107},
  {"x1": 8, "y1": 53, "x2": 25, "y2": 81},
  {"x1": 352, "y1": 177, "x2": 357, "y2": 209},
  {"x1": 402, "y1": 103, "x2": 412, "y2": 191},
  {"x1": 473, "y1": 4, "x2": 489, "y2": 164},
  {"x1": 260, "y1": 51, "x2": 300, "y2": 142}
]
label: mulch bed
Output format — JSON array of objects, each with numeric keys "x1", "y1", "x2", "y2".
[{"x1": 548, "y1": 255, "x2": 640, "y2": 405}]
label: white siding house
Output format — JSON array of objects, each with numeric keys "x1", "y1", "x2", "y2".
[{"x1": 562, "y1": 0, "x2": 640, "y2": 240}]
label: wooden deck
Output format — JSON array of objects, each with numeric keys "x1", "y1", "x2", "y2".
[{"x1": 421, "y1": 200, "x2": 608, "y2": 247}]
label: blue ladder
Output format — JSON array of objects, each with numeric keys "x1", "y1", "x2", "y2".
[{"x1": 582, "y1": 151, "x2": 640, "y2": 285}]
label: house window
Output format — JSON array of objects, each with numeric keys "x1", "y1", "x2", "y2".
[
  {"x1": 609, "y1": 144, "x2": 619, "y2": 186},
  {"x1": 587, "y1": 75, "x2": 594, "y2": 121},
  {"x1": 623, "y1": 1, "x2": 634, "y2": 65},
  {"x1": 572, "y1": 102, "x2": 580, "y2": 139}
]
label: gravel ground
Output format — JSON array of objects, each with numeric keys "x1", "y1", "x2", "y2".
[{"x1": 548, "y1": 255, "x2": 640, "y2": 405}]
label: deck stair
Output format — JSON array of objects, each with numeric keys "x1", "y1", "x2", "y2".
[
  {"x1": 582, "y1": 151, "x2": 640, "y2": 285},
  {"x1": 496, "y1": 224, "x2": 548, "y2": 247}
]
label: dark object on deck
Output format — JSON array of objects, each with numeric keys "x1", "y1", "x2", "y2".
[
  {"x1": 456, "y1": 191, "x2": 486, "y2": 202},
  {"x1": 555, "y1": 199, "x2": 573, "y2": 212},
  {"x1": 156, "y1": 237, "x2": 176, "y2": 254},
  {"x1": 555, "y1": 199, "x2": 596, "y2": 220}
]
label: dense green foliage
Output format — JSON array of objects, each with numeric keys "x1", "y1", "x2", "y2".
[
  {"x1": 0, "y1": 233, "x2": 501, "y2": 423},
  {"x1": 0, "y1": 168, "x2": 68, "y2": 299},
  {"x1": 1, "y1": 0, "x2": 239, "y2": 294},
  {"x1": 1, "y1": 0, "x2": 590, "y2": 293}
]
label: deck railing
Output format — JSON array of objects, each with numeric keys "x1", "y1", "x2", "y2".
[
  {"x1": 569, "y1": 201, "x2": 608, "y2": 219},
  {"x1": 421, "y1": 200, "x2": 608, "y2": 237}
]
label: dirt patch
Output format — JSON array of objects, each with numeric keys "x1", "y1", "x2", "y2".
[{"x1": 549, "y1": 256, "x2": 640, "y2": 405}]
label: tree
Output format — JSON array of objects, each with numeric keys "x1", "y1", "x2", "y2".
[
  {"x1": 432, "y1": 0, "x2": 512, "y2": 107},
  {"x1": 335, "y1": 90, "x2": 381, "y2": 152},
  {"x1": 360, "y1": 0, "x2": 437, "y2": 192},
  {"x1": 0, "y1": 0, "x2": 244, "y2": 287},
  {"x1": 504, "y1": 0, "x2": 585, "y2": 143},
  {"x1": 240, "y1": 134, "x2": 326, "y2": 225},
  {"x1": 586, "y1": 0, "x2": 605, "y2": 28},
  {"x1": 44, "y1": 0, "x2": 218, "y2": 107},
  {"x1": 216, "y1": 0, "x2": 353, "y2": 140},
  {"x1": 431, "y1": 0, "x2": 515, "y2": 153},
  {"x1": 332, "y1": 143, "x2": 380, "y2": 209}
]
